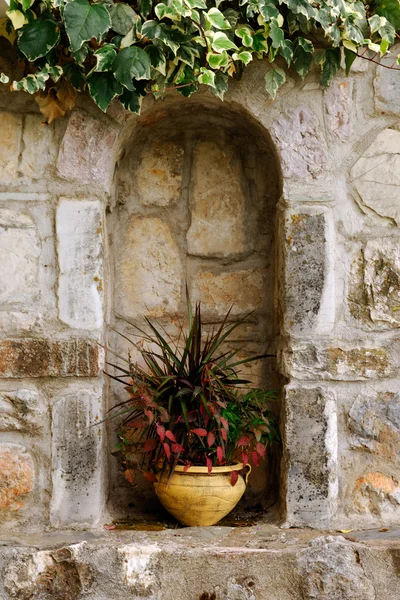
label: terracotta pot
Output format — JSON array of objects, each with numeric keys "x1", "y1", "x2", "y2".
[{"x1": 153, "y1": 462, "x2": 251, "y2": 526}]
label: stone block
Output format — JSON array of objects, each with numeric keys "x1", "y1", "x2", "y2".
[
  {"x1": 0, "y1": 388, "x2": 43, "y2": 435},
  {"x1": 324, "y1": 79, "x2": 353, "y2": 140},
  {"x1": 348, "y1": 392, "x2": 400, "y2": 459},
  {"x1": 0, "y1": 339, "x2": 99, "y2": 378},
  {"x1": 0, "y1": 443, "x2": 34, "y2": 512},
  {"x1": 135, "y1": 141, "x2": 184, "y2": 206},
  {"x1": 57, "y1": 110, "x2": 119, "y2": 190},
  {"x1": 57, "y1": 199, "x2": 104, "y2": 330},
  {"x1": 187, "y1": 141, "x2": 252, "y2": 258},
  {"x1": 282, "y1": 211, "x2": 334, "y2": 334},
  {"x1": 20, "y1": 114, "x2": 57, "y2": 178},
  {"x1": 374, "y1": 45, "x2": 400, "y2": 115},
  {"x1": 283, "y1": 343, "x2": 393, "y2": 381},
  {"x1": 0, "y1": 209, "x2": 40, "y2": 305},
  {"x1": 353, "y1": 472, "x2": 400, "y2": 516},
  {"x1": 270, "y1": 106, "x2": 327, "y2": 179},
  {"x1": 0, "y1": 311, "x2": 44, "y2": 335},
  {"x1": 350, "y1": 128, "x2": 400, "y2": 225},
  {"x1": 51, "y1": 389, "x2": 105, "y2": 527},
  {"x1": 190, "y1": 269, "x2": 264, "y2": 317},
  {"x1": 0, "y1": 112, "x2": 22, "y2": 182},
  {"x1": 115, "y1": 216, "x2": 182, "y2": 318},
  {"x1": 283, "y1": 386, "x2": 338, "y2": 526}
]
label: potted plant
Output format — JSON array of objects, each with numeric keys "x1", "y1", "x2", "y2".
[{"x1": 107, "y1": 300, "x2": 280, "y2": 527}]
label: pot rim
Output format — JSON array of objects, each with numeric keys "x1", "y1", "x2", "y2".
[{"x1": 172, "y1": 462, "x2": 244, "y2": 474}]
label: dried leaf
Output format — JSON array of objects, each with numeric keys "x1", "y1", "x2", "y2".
[
  {"x1": 35, "y1": 89, "x2": 65, "y2": 124},
  {"x1": 124, "y1": 468, "x2": 135, "y2": 485},
  {"x1": 56, "y1": 78, "x2": 77, "y2": 111}
]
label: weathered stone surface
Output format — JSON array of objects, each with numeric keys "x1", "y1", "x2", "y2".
[
  {"x1": 298, "y1": 535, "x2": 375, "y2": 600},
  {"x1": 353, "y1": 472, "x2": 400, "y2": 516},
  {"x1": 0, "y1": 389, "x2": 43, "y2": 435},
  {"x1": 283, "y1": 386, "x2": 338, "y2": 526},
  {"x1": 324, "y1": 79, "x2": 353, "y2": 140},
  {"x1": 348, "y1": 392, "x2": 400, "y2": 458},
  {"x1": 284, "y1": 343, "x2": 393, "y2": 380},
  {"x1": 51, "y1": 389, "x2": 105, "y2": 527},
  {"x1": 57, "y1": 110, "x2": 119, "y2": 189},
  {"x1": 190, "y1": 269, "x2": 264, "y2": 317},
  {"x1": 364, "y1": 240, "x2": 400, "y2": 327},
  {"x1": 187, "y1": 141, "x2": 251, "y2": 258},
  {"x1": 0, "y1": 111, "x2": 22, "y2": 182},
  {"x1": 20, "y1": 114, "x2": 57, "y2": 178},
  {"x1": 115, "y1": 216, "x2": 182, "y2": 318},
  {"x1": 374, "y1": 45, "x2": 400, "y2": 115},
  {"x1": 270, "y1": 106, "x2": 327, "y2": 179},
  {"x1": 0, "y1": 339, "x2": 99, "y2": 378},
  {"x1": 135, "y1": 141, "x2": 184, "y2": 206},
  {"x1": 350, "y1": 128, "x2": 400, "y2": 225},
  {"x1": 282, "y1": 212, "x2": 331, "y2": 333},
  {"x1": 0, "y1": 209, "x2": 40, "y2": 305},
  {"x1": 0, "y1": 311, "x2": 44, "y2": 335},
  {"x1": 57, "y1": 199, "x2": 104, "y2": 330},
  {"x1": 118, "y1": 545, "x2": 161, "y2": 593},
  {"x1": 0, "y1": 444, "x2": 34, "y2": 512}
]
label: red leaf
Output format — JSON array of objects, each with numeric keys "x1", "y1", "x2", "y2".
[
  {"x1": 183, "y1": 462, "x2": 191, "y2": 472},
  {"x1": 207, "y1": 431, "x2": 215, "y2": 447},
  {"x1": 143, "y1": 470, "x2": 158, "y2": 483},
  {"x1": 242, "y1": 452, "x2": 249, "y2": 468},
  {"x1": 251, "y1": 450, "x2": 259, "y2": 467},
  {"x1": 217, "y1": 445, "x2": 224, "y2": 464},
  {"x1": 163, "y1": 442, "x2": 171, "y2": 460},
  {"x1": 124, "y1": 469, "x2": 135, "y2": 485},
  {"x1": 104, "y1": 523, "x2": 116, "y2": 530},
  {"x1": 220, "y1": 417, "x2": 229, "y2": 431},
  {"x1": 206, "y1": 456, "x2": 212, "y2": 474},
  {"x1": 145, "y1": 409, "x2": 154, "y2": 424},
  {"x1": 172, "y1": 443, "x2": 185, "y2": 453},
  {"x1": 165, "y1": 430, "x2": 176, "y2": 442},
  {"x1": 221, "y1": 428, "x2": 227, "y2": 442},
  {"x1": 237, "y1": 436, "x2": 251, "y2": 447},
  {"x1": 256, "y1": 442, "x2": 266, "y2": 459},
  {"x1": 156, "y1": 425, "x2": 165, "y2": 442},
  {"x1": 231, "y1": 470, "x2": 239, "y2": 487},
  {"x1": 143, "y1": 438, "x2": 157, "y2": 452},
  {"x1": 191, "y1": 428, "x2": 207, "y2": 436}
]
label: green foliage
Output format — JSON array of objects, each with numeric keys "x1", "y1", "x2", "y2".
[
  {"x1": 106, "y1": 301, "x2": 280, "y2": 483},
  {"x1": 0, "y1": 0, "x2": 399, "y2": 121}
]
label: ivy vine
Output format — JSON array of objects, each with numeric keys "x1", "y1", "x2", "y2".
[{"x1": 0, "y1": 0, "x2": 399, "y2": 122}]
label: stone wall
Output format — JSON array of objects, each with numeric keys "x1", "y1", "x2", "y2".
[{"x1": 0, "y1": 50, "x2": 399, "y2": 532}]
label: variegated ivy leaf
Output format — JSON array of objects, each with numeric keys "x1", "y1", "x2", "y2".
[
  {"x1": 18, "y1": 19, "x2": 60, "y2": 61},
  {"x1": 184, "y1": 0, "x2": 207, "y2": 9},
  {"x1": 6, "y1": 9, "x2": 28, "y2": 30},
  {"x1": 110, "y1": 3, "x2": 138, "y2": 36},
  {"x1": 264, "y1": 66, "x2": 285, "y2": 99},
  {"x1": 235, "y1": 24, "x2": 254, "y2": 47},
  {"x1": 0, "y1": 73, "x2": 10, "y2": 83},
  {"x1": 177, "y1": 43, "x2": 200, "y2": 68},
  {"x1": 207, "y1": 50, "x2": 230, "y2": 68},
  {"x1": 369, "y1": 14, "x2": 386, "y2": 34},
  {"x1": 146, "y1": 45, "x2": 166, "y2": 75},
  {"x1": 211, "y1": 31, "x2": 238, "y2": 53},
  {"x1": 87, "y1": 72, "x2": 123, "y2": 111},
  {"x1": 198, "y1": 67, "x2": 215, "y2": 86},
  {"x1": 141, "y1": 20, "x2": 179, "y2": 54},
  {"x1": 64, "y1": 0, "x2": 111, "y2": 52},
  {"x1": 93, "y1": 45, "x2": 117, "y2": 72},
  {"x1": 206, "y1": 7, "x2": 231, "y2": 30},
  {"x1": 232, "y1": 49, "x2": 252, "y2": 65},
  {"x1": 155, "y1": 3, "x2": 181, "y2": 21},
  {"x1": 11, "y1": 72, "x2": 49, "y2": 93},
  {"x1": 211, "y1": 70, "x2": 228, "y2": 100}
]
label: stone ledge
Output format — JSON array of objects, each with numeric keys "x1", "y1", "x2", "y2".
[{"x1": 0, "y1": 526, "x2": 398, "y2": 599}]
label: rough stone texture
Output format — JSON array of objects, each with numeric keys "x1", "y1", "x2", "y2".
[
  {"x1": 0, "y1": 209, "x2": 40, "y2": 305},
  {"x1": 57, "y1": 109, "x2": 119, "y2": 190},
  {"x1": 51, "y1": 389, "x2": 105, "y2": 527},
  {"x1": 57, "y1": 199, "x2": 104, "y2": 330},
  {"x1": 364, "y1": 240, "x2": 400, "y2": 327},
  {"x1": 282, "y1": 211, "x2": 333, "y2": 334},
  {"x1": 0, "y1": 388, "x2": 43, "y2": 435},
  {"x1": 135, "y1": 141, "x2": 184, "y2": 206},
  {"x1": 0, "y1": 339, "x2": 99, "y2": 378},
  {"x1": 115, "y1": 216, "x2": 182, "y2": 318},
  {"x1": 350, "y1": 128, "x2": 400, "y2": 225},
  {"x1": 0, "y1": 111, "x2": 22, "y2": 182},
  {"x1": 284, "y1": 343, "x2": 393, "y2": 381},
  {"x1": 190, "y1": 269, "x2": 264, "y2": 317},
  {"x1": 0, "y1": 311, "x2": 44, "y2": 335},
  {"x1": 324, "y1": 79, "x2": 353, "y2": 140},
  {"x1": 374, "y1": 44, "x2": 400, "y2": 115},
  {"x1": 20, "y1": 114, "x2": 57, "y2": 178},
  {"x1": 270, "y1": 106, "x2": 327, "y2": 179},
  {"x1": 0, "y1": 444, "x2": 34, "y2": 512},
  {"x1": 187, "y1": 141, "x2": 251, "y2": 258},
  {"x1": 353, "y1": 472, "x2": 400, "y2": 516},
  {"x1": 283, "y1": 386, "x2": 338, "y2": 527}
]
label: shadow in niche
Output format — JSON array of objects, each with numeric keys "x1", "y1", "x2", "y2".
[{"x1": 106, "y1": 99, "x2": 283, "y2": 526}]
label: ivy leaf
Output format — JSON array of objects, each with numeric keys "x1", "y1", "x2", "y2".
[
  {"x1": 6, "y1": 9, "x2": 28, "y2": 30},
  {"x1": 0, "y1": 73, "x2": 9, "y2": 83},
  {"x1": 264, "y1": 66, "x2": 285, "y2": 99},
  {"x1": 206, "y1": 7, "x2": 232, "y2": 30},
  {"x1": 211, "y1": 31, "x2": 238, "y2": 52},
  {"x1": 211, "y1": 69, "x2": 228, "y2": 100},
  {"x1": 18, "y1": 19, "x2": 60, "y2": 61},
  {"x1": 110, "y1": 4, "x2": 137, "y2": 36},
  {"x1": 138, "y1": 0, "x2": 153, "y2": 18},
  {"x1": 293, "y1": 37, "x2": 313, "y2": 79},
  {"x1": 269, "y1": 19, "x2": 284, "y2": 48},
  {"x1": 198, "y1": 67, "x2": 215, "y2": 86},
  {"x1": 87, "y1": 71, "x2": 123, "y2": 111},
  {"x1": 378, "y1": 20, "x2": 396, "y2": 44},
  {"x1": 316, "y1": 48, "x2": 341, "y2": 87},
  {"x1": 119, "y1": 88, "x2": 142, "y2": 113},
  {"x1": 372, "y1": 0, "x2": 400, "y2": 30},
  {"x1": 113, "y1": 46, "x2": 151, "y2": 90},
  {"x1": 141, "y1": 20, "x2": 179, "y2": 53},
  {"x1": 235, "y1": 24, "x2": 254, "y2": 47},
  {"x1": 64, "y1": 0, "x2": 111, "y2": 52},
  {"x1": 344, "y1": 46, "x2": 357, "y2": 76},
  {"x1": 232, "y1": 49, "x2": 252, "y2": 65},
  {"x1": 278, "y1": 38, "x2": 293, "y2": 66},
  {"x1": 260, "y1": 2, "x2": 279, "y2": 20},
  {"x1": 93, "y1": 45, "x2": 117, "y2": 72},
  {"x1": 185, "y1": 0, "x2": 207, "y2": 9},
  {"x1": 177, "y1": 43, "x2": 200, "y2": 67},
  {"x1": 146, "y1": 44, "x2": 166, "y2": 75},
  {"x1": 207, "y1": 50, "x2": 229, "y2": 68},
  {"x1": 0, "y1": 17, "x2": 17, "y2": 45}
]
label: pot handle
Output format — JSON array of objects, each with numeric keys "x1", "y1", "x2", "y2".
[{"x1": 243, "y1": 464, "x2": 252, "y2": 485}]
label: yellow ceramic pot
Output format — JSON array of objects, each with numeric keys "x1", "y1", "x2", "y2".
[{"x1": 153, "y1": 462, "x2": 251, "y2": 526}]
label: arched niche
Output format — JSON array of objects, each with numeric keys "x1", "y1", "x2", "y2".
[{"x1": 107, "y1": 99, "x2": 283, "y2": 521}]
